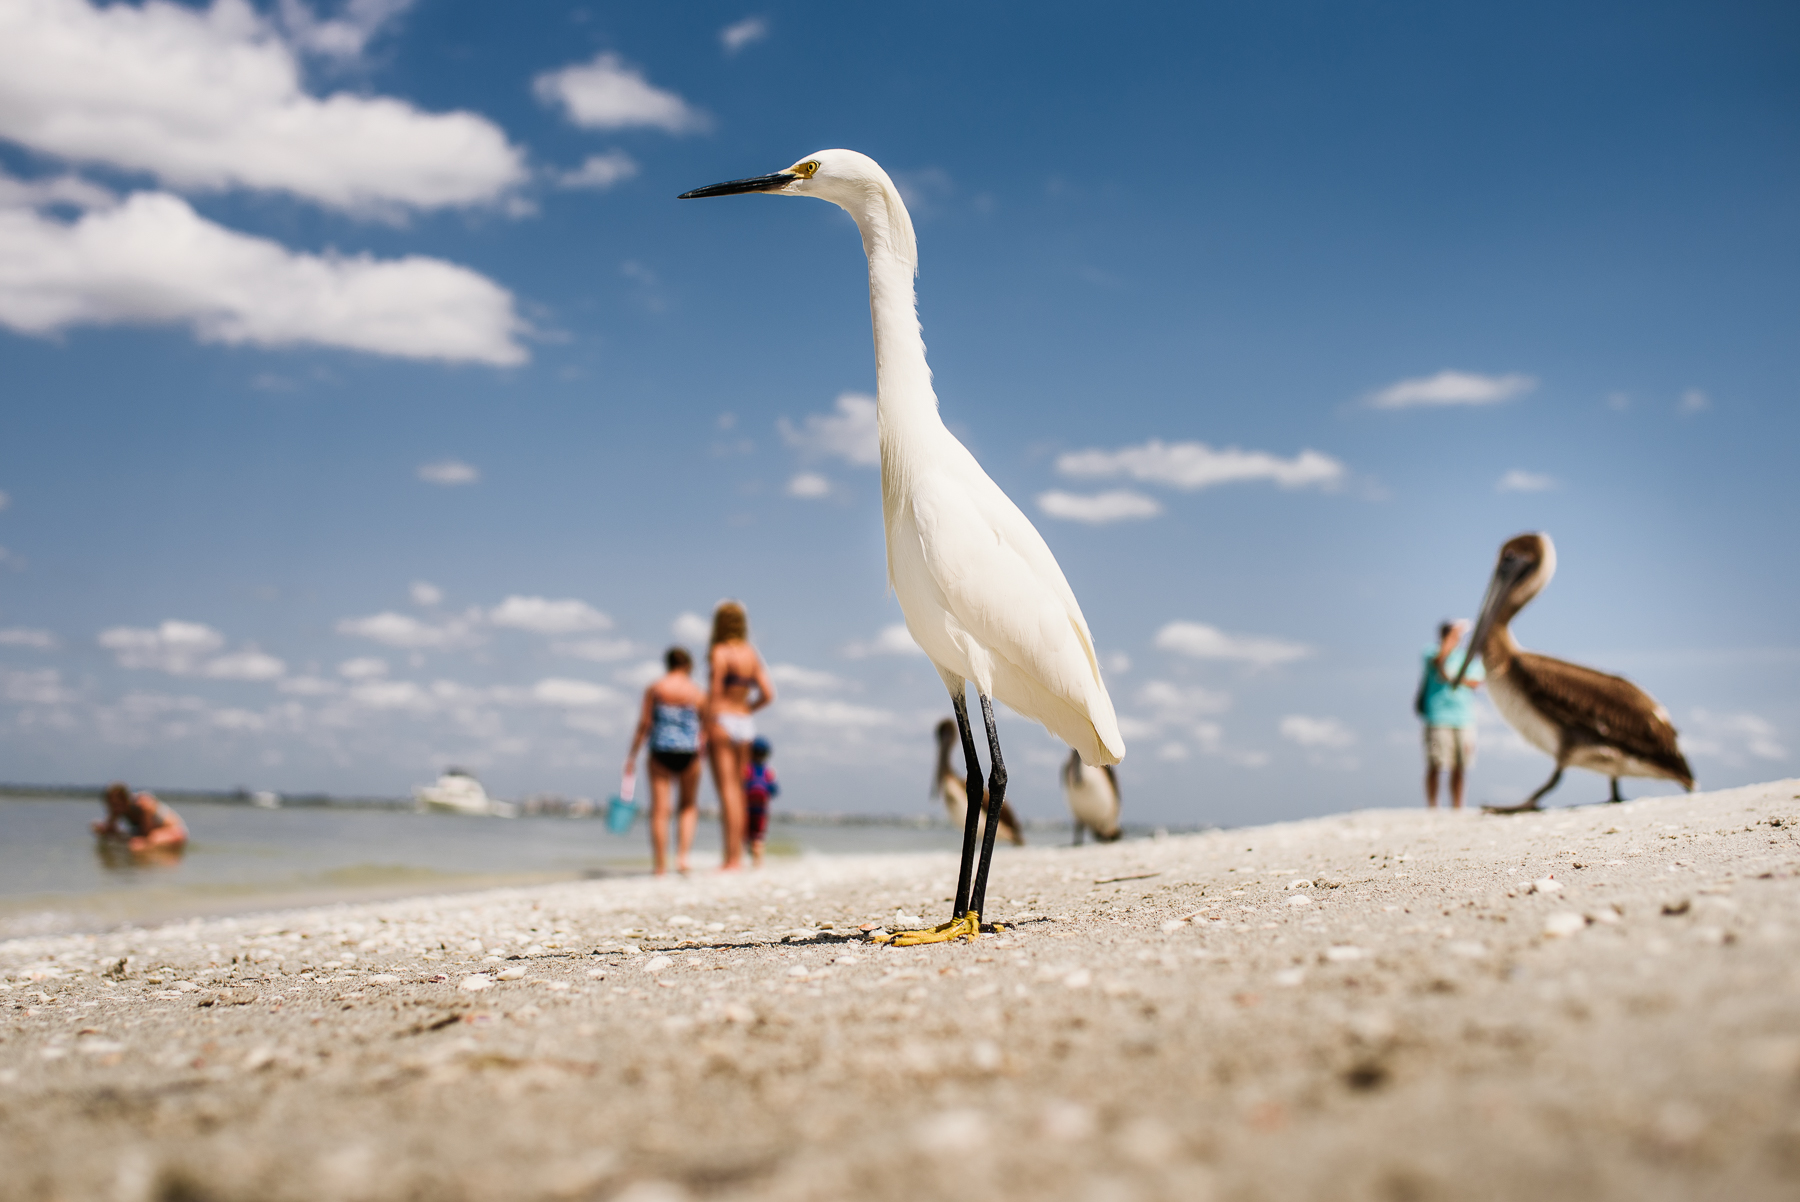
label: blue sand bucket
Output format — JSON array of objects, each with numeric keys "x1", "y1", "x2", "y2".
[{"x1": 606, "y1": 794, "x2": 638, "y2": 834}]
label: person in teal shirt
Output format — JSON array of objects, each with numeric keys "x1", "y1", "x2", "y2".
[{"x1": 1418, "y1": 619, "x2": 1484, "y2": 808}]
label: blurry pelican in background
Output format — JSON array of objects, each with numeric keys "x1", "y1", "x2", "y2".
[
  {"x1": 1062, "y1": 750, "x2": 1121, "y2": 843},
  {"x1": 932, "y1": 719, "x2": 1023, "y2": 846}
]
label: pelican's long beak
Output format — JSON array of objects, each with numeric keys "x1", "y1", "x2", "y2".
[
  {"x1": 678, "y1": 171, "x2": 795, "y2": 199},
  {"x1": 1454, "y1": 554, "x2": 1530, "y2": 687}
]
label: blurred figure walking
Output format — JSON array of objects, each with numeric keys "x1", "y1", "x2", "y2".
[
  {"x1": 1418, "y1": 619, "x2": 1484, "y2": 809},
  {"x1": 626, "y1": 647, "x2": 707, "y2": 874},
  {"x1": 707, "y1": 601, "x2": 775, "y2": 870}
]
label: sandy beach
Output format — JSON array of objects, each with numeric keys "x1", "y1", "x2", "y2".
[{"x1": 4, "y1": 779, "x2": 1798, "y2": 1202}]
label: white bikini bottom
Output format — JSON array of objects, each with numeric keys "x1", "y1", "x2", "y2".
[{"x1": 716, "y1": 712, "x2": 756, "y2": 744}]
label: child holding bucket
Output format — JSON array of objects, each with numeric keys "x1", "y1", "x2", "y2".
[{"x1": 625, "y1": 647, "x2": 707, "y2": 875}]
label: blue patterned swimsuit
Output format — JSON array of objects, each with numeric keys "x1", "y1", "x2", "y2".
[{"x1": 650, "y1": 702, "x2": 701, "y2": 773}]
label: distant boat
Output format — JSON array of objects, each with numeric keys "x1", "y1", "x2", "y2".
[
  {"x1": 250, "y1": 790, "x2": 281, "y2": 809},
  {"x1": 414, "y1": 769, "x2": 516, "y2": 818}
]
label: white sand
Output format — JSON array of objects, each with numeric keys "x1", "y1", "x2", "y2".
[{"x1": 4, "y1": 779, "x2": 1799, "y2": 1201}]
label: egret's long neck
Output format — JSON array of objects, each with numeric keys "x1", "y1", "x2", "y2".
[{"x1": 844, "y1": 186, "x2": 937, "y2": 434}]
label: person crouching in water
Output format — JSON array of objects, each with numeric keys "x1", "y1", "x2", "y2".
[
  {"x1": 626, "y1": 647, "x2": 708, "y2": 875},
  {"x1": 92, "y1": 782, "x2": 187, "y2": 854},
  {"x1": 743, "y1": 737, "x2": 779, "y2": 868}
]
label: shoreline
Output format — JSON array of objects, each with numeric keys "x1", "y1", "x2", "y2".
[{"x1": 4, "y1": 778, "x2": 1798, "y2": 1201}]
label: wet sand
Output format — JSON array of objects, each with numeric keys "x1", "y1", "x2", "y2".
[{"x1": 3, "y1": 778, "x2": 1798, "y2": 1202}]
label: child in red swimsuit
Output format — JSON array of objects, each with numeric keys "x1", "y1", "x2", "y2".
[{"x1": 743, "y1": 738, "x2": 779, "y2": 868}]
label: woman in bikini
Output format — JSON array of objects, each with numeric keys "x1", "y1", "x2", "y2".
[
  {"x1": 92, "y1": 782, "x2": 188, "y2": 854},
  {"x1": 626, "y1": 647, "x2": 709, "y2": 875},
  {"x1": 706, "y1": 601, "x2": 775, "y2": 870}
]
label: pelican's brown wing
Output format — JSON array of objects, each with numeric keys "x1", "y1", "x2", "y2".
[{"x1": 1509, "y1": 651, "x2": 1693, "y2": 786}]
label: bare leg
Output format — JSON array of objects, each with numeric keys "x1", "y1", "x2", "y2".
[
  {"x1": 709, "y1": 737, "x2": 748, "y2": 869},
  {"x1": 1484, "y1": 765, "x2": 1564, "y2": 814},
  {"x1": 648, "y1": 761, "x2": 674, "y2": 875},
  {"x1": 676, "y1": 759, "x2": 701, "y2": 872},
  {"x1": 1449, "y1": 764, "x2": 1465, "y2": 810},
  {"x1": 968, "y1": 695, "x2": 1010, "y2": 921},
  {"x1": 1424, "y1": 767, "x2": 1440, "y2": 808}
]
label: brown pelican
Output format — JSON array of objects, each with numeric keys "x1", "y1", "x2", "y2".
[
  {"x1": 1062, "y1": 749, "x2": 1121, "y2": 843},
  {"x1": 932, "y1": 720, "x2": 1023, "y2": 846},
  {"x1": 1457, "y1": 532, "x2": 1693, "y2": 811}
]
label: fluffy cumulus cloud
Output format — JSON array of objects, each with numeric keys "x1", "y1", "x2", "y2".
[
  {"x1": 1037, "y1": 489, "x2": 1162, "y2": 524},
  {"x1": 0, "y1": 627, "x2": 57, "y2": 649},
  {"x1": 843, "y1": 623, "x2": 924, "y2": 659},
  {"x1": 97, "y1": 619, "x2": 284, "y2": 679},
  {"x1": 556, "y1": 151, "x2": 640, "y2": 191},
  {"x1": 1120, "y1": 681, "x2": 1265, "y2": 768},
  {"x1": 554, "y1": 638, "x2": 636, "y2": 663},
  {"x1": 720, "y1": 15, "x2": 768, "y2": 54},
  {"x1": 337, "y1": 656, "x2": 388, "y2": 679},
  {"x1": 767, "y1": 663, "x2": 846, "y2": 691},
  {"x1": 1056, "y1": 439, "x2": 1344, "y2": 492},
  {"x1": 416, "y1": 459, "x2": 480, "y2": 485},
  {"x1": 1367, "y1": 370, "x2": 1537, "y2": 409},
  {"x1": 671, "y1": 613, "x2": 711, "y2": 644},
  {"x1": 534, "y1": 52, "x2": 707, "y2": 134},
  {"x1": 787, "y1": 472, "x2": 832, "y2": 499},
  {"x1": 409, "y1": 581, "x2": 442, "y2": 606},
  {"x1": 1279, "y1": 715, "x2": 1356, "y2": 750},
  {"x1": 277, "y1": 0, "x2": 414, "y2": 60},
  {"x1": 1684, "y1": 709, "x2": 1786, "y2": 765},
  {"x1": 780, "y1": 698, "x2": 897, "y2": 729},
  {"x1": 335, "y1": 610, "x2": 478, "y2": 649},
  {"x1": 0, "y1": 185, "x2": 528, "y2": 364},
  {"x1": 1497, "y1": 469, "x2": 1556, "y2": 493},
  {"x1": 530, "y1": 678, "x2": 620, "y2": 708},
  {"x1": 0, "y1": 0, "x2": 526, "y2": 213},
  {"x1": 1154, "y1": 621, "x2": 1311, "y2": 668},
  {"x1": 780, "y1": 394, "x2": 879, "y2": 467},
  {"x1": 488, "y1": 596, "x2": 612, "y2": 636}
]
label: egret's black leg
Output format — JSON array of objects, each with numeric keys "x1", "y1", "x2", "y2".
[
  {"x1": 1484, "y1": 765, "x2": 1563, "y2": 814},
  {"x1": 1608, "y1": 777, "x2": 1624, "y2": 804},
  {"x1": 968, "y1": 694, "x2": 1010, "y2": 920},
  {"x1": 950, "y1": 691, "x2": 985, "y2": 919}
]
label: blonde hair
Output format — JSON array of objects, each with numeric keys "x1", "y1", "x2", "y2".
[{"x1": 710, "y1": 600, "x2": 748, "y2": 647}]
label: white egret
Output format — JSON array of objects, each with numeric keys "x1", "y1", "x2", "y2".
[
  {"x1": 681, "y1": 150, "x2": 1124, "y2": 942},
  {"x1": 1456, "y1": 532, "x2": 1693, "y2": 811},
  {"x1": 1061, "y1": 749, "x2": 1121, "y2": 844},
  {"x1": 933, "y1": 719, "x2": 1023, "y2": 847}
]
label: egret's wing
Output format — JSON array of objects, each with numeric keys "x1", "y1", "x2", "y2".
[
  {"x1": 1509, "y1": 651, "x2": 1693, "y2": 785},
  {"x1": 901, "y1": 444, "x2": 1123, "y2": 762}
]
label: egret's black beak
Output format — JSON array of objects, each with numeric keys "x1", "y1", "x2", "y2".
[
  {"x1": 678, "y1": 172, "x2": 795, "y2": 199},
  {"x1": 1454, "y1": 553, "x2": 1532, "y2": 687}
]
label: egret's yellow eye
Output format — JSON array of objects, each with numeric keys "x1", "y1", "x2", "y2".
[{"x1": 793, "y1": 160, "x2": 821, "y2": 179}]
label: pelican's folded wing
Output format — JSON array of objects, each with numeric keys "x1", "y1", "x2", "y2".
[{"x1": 1508, "y1": 651, "x2": 1693, "y2": 784}]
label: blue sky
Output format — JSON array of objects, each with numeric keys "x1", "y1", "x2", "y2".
[{"x1": 0, "y1": 0, "x2": 1794, "y2": 826}]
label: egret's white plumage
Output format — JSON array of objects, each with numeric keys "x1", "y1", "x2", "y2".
[{"x1": 682, "y1": 149, "x2": 1122, "y2": 936}]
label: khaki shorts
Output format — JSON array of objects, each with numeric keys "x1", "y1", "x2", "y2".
[{"x1": 1424, "y1": 726, "x2": 1475, "y2": 771}]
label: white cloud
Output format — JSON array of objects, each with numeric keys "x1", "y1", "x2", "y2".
[
  {"x1": 336, "y1": 610, "x2": 477, "y2": 649},
  {"x1": 277, "y1": 674, "x2": 339, "y2": 696},
  {"x1": 0, "y1": 628, "x2": 56, "y2": 649},
  {"x1": 97, "y1": 619, "x2": 283, "y2": 678},
  {"x1": 554, "y1": 637, "x2": 636, "y2": 663},
  {"x1": 531, "y1": 677, "x2": 621, "y2": 708},
  {"x1": 767, "y1": 663, "x2": 846, "y2": 691},
  {"x1": 1368, "y1": 370, "x2": 1537, "y2": 409},
  {"x1": 1136, "y1": 680, "x2": 1232, "y2": 720},
  {"x1": 843, "y1": 623, "x2": 924, "y2": 659},
  {"x1": 1154, "y1": 621, "x2": 1311, "y2": 668},
  {"x1": 201, "y1": 648, "x2": 285, "y2": 681},
  {"x1": 672, "y1": 613, "x2": 711, "y2": 645},
  {"x1": 2, "y1": 666, "x2": 76, "y2": 705},
  {"x1": 533, "y1": 52, "x2": 707, "y2": 134},
  {"x1": 556, "y1": 151, "x2": 639, "y2": 191},
  {"x1": 1055, "y1": 439, "x2": 1344, "y2": 492},
  {"x1": 1104, "y1": 652, "x2": 1130, "y2": 674},
  {"x1": 1037, "y1": 489, "x2": 1162, "y2": 524},
  {"x1": 409, "y1": 581, "x2": 442, "y2": 606},
  {"x1": 613, "y1": 659, "x2": 664, "y2": 690},
  {"x1": 1497, "y1": 469, "x2": 1556, "y2": 493},
  {"x1": 0, "y1": 187, "x2": 528, "y2": 364},
  {"x1": 488, "y1": 596, "x2": 612, "y2": 636},
  {"x1": 1684, "y1": 708, "x2": 1785, "y2": 765},
  {"x1": 277, "y1": 0, "x2": 414, "y2": 60},
  {"x1": 337, "y1": 656, "x2": 388, "y2": 679},
  {"x1": 1279, "y1": 714, "x2": 1356, "y2": 750},
  {"x1": 348, "y1": 678, "x2": 432, "y2": 711},
  {"x1": 787, "y1": 472, "x2": 832, "y2": 498},
  {"x1": 781, "y1": 698, "x2": 897, "y2": 728},
  {"x1": 720, "y1": 15, "x2": 768, "y2": 54},
  {"x1": 1679, "y1": 388, "x2": 1711, "y2": 414},
  {"x1": 779, "y1": 393, "x2": 879, "y2": 467},
  {"x1": 416, "y1": 459, "x2": 480, "y2": 485},
  {"x1": 0, "y1": 0, "x2": 525, "y2": 212}
]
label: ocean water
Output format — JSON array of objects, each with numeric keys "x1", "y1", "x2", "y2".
[{"x1": 0, "y1": 796, "x2": 973, "y2": 937}]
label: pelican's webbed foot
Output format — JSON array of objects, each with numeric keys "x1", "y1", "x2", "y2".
[
  {"x1": 1481, "y1": 800, "x2": 1542, "y2": 815},
  {"x1": 882, "y1": 912, "x2": 980, "y2": 946}
]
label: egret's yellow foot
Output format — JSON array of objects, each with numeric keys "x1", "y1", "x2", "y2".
[{"x1": 889, "y1": 912, "x2": 980, "y2": 946}]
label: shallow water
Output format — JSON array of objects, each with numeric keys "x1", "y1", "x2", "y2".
[{"x1": 0, "y1": 797, "x2": 970, "y2": 937}]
